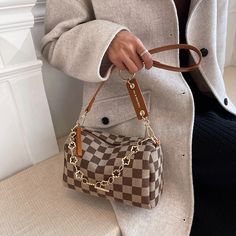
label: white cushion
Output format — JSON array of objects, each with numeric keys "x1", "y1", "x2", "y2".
[{"x1": 0, "y1": 153, "x2": 120, "y2": 236}]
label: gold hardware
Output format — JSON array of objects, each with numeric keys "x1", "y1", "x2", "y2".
[
  {"x1": 139, "y1": 110, "x2": 145, "y2": 116},
  {"x1": 108, "y1": 176, "x2": 114, "y2": 184},
  {"x1": 94, "y1": 182, "x2": 109, "y2": 192},
  {"x1": 75, "y1": 170, "x2": 83, "y2": 180},
  {"x1": 131, "y1": 145, "x2": 139, "y2": 153},
  {"x1": 122, "y1": 158, "x2": 130, "y2": 166},
  {"x1": 70, "y1": 156, "x2": 78, "y2": 165},
  {"x1": 141, "y1": 114, "x2": 161, "y2": 146},
  {"x1": 119, "y1": 69, "x2": 136, "y2": 81},
  {"x1": 70, "y1": 131, "x2": 76, "y2": 138},
  {"x1": 68, "y1": 142, "x2": 76, "y2": 150},
  {"x1": 101, "y1": 180, "x2": 108, "y2": 186},
  {"x1": 129, "y1": 82, "x2": 135, "y2": 89},
  {"x1": 112, "y1": 169, "x2": 121, "y2": 178},
  {"x1": 94, "y1": 185, "x2": 109, "y2": 192},
  {"x1": 71, "y1": 123, "x2": 79, "y2": 132},
  {"x1": 78, "y1": 111, "x2": 88, "y2": 126}
]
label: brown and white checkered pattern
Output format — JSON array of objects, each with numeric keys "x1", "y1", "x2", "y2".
[{"x1": 63, "y1": 128, "x2": 164, "y2": 209}]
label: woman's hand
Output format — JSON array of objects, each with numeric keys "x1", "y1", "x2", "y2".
[{"x1": 107, "y1": 30, "x2": 153, "y2": 74}]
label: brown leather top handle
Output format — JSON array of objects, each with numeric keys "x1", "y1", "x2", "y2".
[
  {"x1": 84, "y1": 44, "x2": 202, "y2": 114},
  {"x1": 149, "y1": 44, "x2": 202, "y2": 72}
]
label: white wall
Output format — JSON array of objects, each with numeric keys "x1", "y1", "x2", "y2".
[
  {"x1": 0, "y1": 0, "x2": 59, "y2": 180},
  {"x1": 32, "y1": 0, "x2": 84, "y2": 139},
  {"x1": 225, "y1": 0, "x2": 236, "y2": 66}
]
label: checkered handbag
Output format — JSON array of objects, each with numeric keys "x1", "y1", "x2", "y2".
[{"x1": 62, "y1": 44, "x2": 202, "y2": 209}]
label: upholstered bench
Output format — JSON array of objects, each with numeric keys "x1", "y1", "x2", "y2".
[{"x1": 0, "y1": 152, "x2": 120, "y2": 236}]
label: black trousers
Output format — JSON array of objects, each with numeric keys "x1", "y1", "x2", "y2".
[{"x1": 186, "y1": 77, "x2": 236, "y2": 236}]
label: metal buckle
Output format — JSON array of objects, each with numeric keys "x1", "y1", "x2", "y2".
[{"x1": 119, "y1": 69, "x2": 136, "y2": 81}]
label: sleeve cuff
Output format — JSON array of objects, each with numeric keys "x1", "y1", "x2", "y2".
[{"x1": 94, "y1": 21, "x2": 131, "y2": 82}]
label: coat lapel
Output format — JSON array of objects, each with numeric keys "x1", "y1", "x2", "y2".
[{"x1": 188, "y1": 0, "x2": 203, "y2": 16}]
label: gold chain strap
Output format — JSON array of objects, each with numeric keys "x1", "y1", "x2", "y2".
[{"x1": 67, "y1": 114, "x2": 160, "y2": 192}]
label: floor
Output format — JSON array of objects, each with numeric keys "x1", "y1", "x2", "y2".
[{"x1": 57, "y1": 136, "x2": 67, "y2": 151}]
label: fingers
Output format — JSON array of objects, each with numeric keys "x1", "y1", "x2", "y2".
[
  {"x1": 121, "y1": 43, "x2": 152, "y2": 74},
  {"x1": 130, "y1": 51, "x2": 145, "y2": 71},
  {"x1": 136, "y1": 40, "x2": 153, "y2": 70},
  {"x1": 139, "y1": 51, "x2": 153, "y2": 69},
  {"x1": 106, "y1": 30, "x2": 153, "y2": 74},
  {"x1": 122, "y1": 55, "x2": 140, "y2": 74},
  {"x1": 115, "y1": 60, "x2": 126, "y2": 70}
]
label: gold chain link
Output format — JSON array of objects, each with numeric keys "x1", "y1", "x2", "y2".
[{"x1": 141, "y1": 115, "x2": 161, "y2": 146}]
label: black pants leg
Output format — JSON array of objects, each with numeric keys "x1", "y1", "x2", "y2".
[{"x1": 190, "y1": 97, "x2": 236, "y2": 236}]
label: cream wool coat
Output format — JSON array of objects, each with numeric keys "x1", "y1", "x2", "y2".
[{"x1": 41, "y1": 0, "x2": 236, "y2": 235}]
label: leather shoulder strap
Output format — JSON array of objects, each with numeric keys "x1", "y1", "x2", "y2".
[
  {"x1": 85, "y1": 81, "x2": 105, "y2": 113},
  {"x1": 84, "y1": 44, "x2": 201, "y2": 114}
]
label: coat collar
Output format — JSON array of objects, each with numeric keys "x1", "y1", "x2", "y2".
[
  {"x1": 188, "y1": 0, "x2": 203, "y2": 18},
  {"x1": 185, "y1": 0, "x2": 204, "y2": 41},
  {"x1": 170, "y1": 0, "x2": 204, "y2": 28},
  {"x1": 170, "y1": 0, "x2": 202, "y2": 16}
]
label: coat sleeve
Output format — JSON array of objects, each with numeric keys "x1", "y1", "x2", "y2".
[
  {"x1": 40, "y1": 0, "x2": 131, "y2": 82},
  {"x1": 216, "y1": 0, "x2": 229, "y2": 74}
]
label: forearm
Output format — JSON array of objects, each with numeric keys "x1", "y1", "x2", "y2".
[{"x1": 40, "y1": 0, "x2": 130, "y2": 82}]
